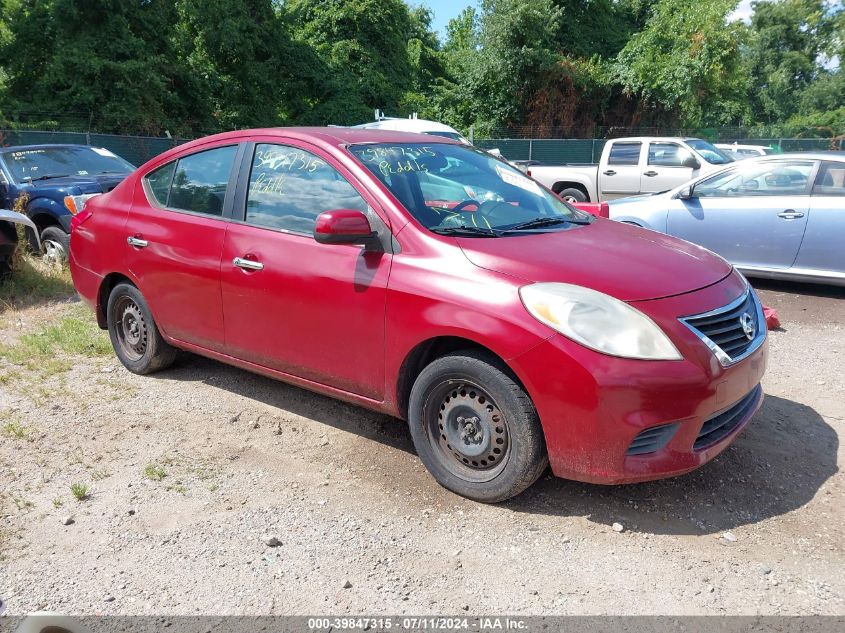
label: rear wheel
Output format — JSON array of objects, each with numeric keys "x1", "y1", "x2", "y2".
[
  {"x1": 40, "y1": 226, "x2": 70, "y2": 263},
  {"x1": 558, "y1": 187, "x2": 587, "y2": 203},
  {"x1": 408, "y1": 351, "x2": 548, "y2": 503},
  {"x1": 107, "y1": 283, "x2": 176, "y2": 374}
]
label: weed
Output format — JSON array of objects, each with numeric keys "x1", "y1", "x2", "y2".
[
  {"x1": 1, "y1": 420, "x2": 32, "y2": 441},
  {"x1": 52, "y1": 497, "x2": 63, "y2": 508},
  {"x1": 144, "y1": 463, "x2": 167, "y2": 481},
  {"x1": 70, "y1": 483, "x2": 90, "y2": 501}
]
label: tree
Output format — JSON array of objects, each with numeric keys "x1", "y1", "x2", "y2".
[
  {"x1": 745, "y1": 0, "x2": 841, "y2": 124},
  {"x1": 614, "y1": 0, "x2": 749, "y2": 127},
  {"x1": 0, "y1": 0, "x2": 209, "y2": 135},
  {"x1": 283, "y1": 0, "x2": 420, "y2": 123}
]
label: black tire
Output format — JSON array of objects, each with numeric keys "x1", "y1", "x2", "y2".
[
  {"x1": 40, "y1": 225, "x2": 70, "y2": 262},
  {"x1": 558, "y1": 187, "x2": 587, "y2": 203},
  {"x1": 106, "y1": 283, "x2": 177, "y2": 375},
  {"x1": 407, "y1": 350, "x2": 548, "y2": 503},
  {"x1": 0, "y1": 258, "x2": 11, "y2": 279}
]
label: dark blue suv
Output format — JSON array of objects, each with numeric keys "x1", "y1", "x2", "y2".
[{"x1": 0, "y1": 144, "x2": 134, "y2": 261}]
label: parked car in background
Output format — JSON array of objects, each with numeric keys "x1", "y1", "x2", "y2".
[
  {"x1": 0, "y1": 209, "x2": 39, "y2": 277},
  {"x1": 0, "y1": 144, "x2": 135, "y2": 261},
  {"x1": 715, "y1": 143, "x2": 776, "y2": 160},
  {"x1": 527, "y1": 137, "x2": 734, "y2": 203},
  {"x1": 71, "y1": 127, "x2": 767, "y2": 502},
  {"x1": 609, "y1": 153, "x2": 845, "y2": 285},
  {"x1": 352, "y1": 112, "x2": 471, "y2": 145}
]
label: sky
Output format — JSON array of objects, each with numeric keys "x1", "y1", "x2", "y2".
[{"x1": 413, "y1": 0, "x2": 760, "y2": 42}]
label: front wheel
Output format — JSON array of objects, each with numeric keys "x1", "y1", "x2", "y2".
[
  {"x1": 107, "y1": 283, "x2": 176, "y2": 374},
  {"x1": 40, "y1": 226, "x2": 70, "y2": 263},
  {"x1": 407, "y1": 351, "x2": 548, "y2": 503}
]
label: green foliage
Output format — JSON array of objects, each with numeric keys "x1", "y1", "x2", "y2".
[
  {"x1": 0, "y1": 0, "x2": 842, "y2": 138},
  {"x1": 614, "y1": 0, "x2": 749, "y2": 127}
]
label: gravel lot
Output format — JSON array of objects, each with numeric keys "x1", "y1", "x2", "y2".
[{"x1": 0, "y1": 276, "x2": 842, "y2": 615}]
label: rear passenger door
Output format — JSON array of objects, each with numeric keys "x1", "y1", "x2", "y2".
[
  {"x1": 600, "y1": 141, "x2": 643, "y2": 199},
  {"x1": 220, "y1": 140, "x2": 391, "y2": 400},
  {"x1": 127, "y1": 143, "x2": 243, "y2": 351},
  {"x1": 793, "y1": 161, "x2": 845, "y2": 276}
]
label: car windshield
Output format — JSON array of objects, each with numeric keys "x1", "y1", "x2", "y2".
[
  {"x1": 348, "y1": 142, "x2": 591, "y2": 235},
  {"x1": 2, "y1": 146, "x2": 135, "y2": 182},
  {"x1": 685, "y1": 139, "x2": 734, "y2": 165}
]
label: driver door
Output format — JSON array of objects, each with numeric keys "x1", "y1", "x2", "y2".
[{"x1": 667, "y1": 159, "x2": 817, "y2": 269}]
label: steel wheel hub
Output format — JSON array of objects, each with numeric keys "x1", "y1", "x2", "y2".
[
  {"x1": 432, "y1": 383, "x2": 509, "y2": 473},
  {"x1": 114, "y1": 298, "x2": 147, "y2": 360}
]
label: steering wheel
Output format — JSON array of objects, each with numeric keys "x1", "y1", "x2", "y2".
[{"x1": 452, "y1": 199, "x2": 482, "y2": 213}]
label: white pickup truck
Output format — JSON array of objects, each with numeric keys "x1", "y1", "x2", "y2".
[{"x1": 526, "y1": 137, "x2": 734, "y2": 202}]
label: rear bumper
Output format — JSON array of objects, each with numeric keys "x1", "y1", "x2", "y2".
[
  {"x1": 69, "y1": 251, "x2": 101, "y2": 314},
  {"x1": 510, "y1": 273, "x2": 768, "y2": 484}
]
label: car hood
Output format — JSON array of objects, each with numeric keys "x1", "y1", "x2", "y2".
[
  {"x1": 26, "y1": 174, "x2": 128, "y2": 195},
  {"x1": 457, "y1": 219, "x2": 732, "y2": 302}
]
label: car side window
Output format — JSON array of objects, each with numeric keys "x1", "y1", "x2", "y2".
[
  {"x1": 695, "y1": 161, "x2": 815, "y2": 198},
  {"x1": 648, "y1": 143, "x2": 688, "y2": 167},
  {"x1": 812, "y1": 162, "x2": 845, "y2": 196},
  {"x1": 167, "y1": 146, "x2": 238, "y2": 216},
  {"x1": 144, "y1": 161, "x2": 175, "y2": 207},
  {"x1": 607, "y1": 142, "x2": 642, "y2": 166},
  {"x1": 245, "y1": 143, "x2": 367, "y2": 234}
]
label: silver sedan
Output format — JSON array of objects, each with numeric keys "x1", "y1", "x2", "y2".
[{"x1": 608, "y1": 152, "x2": 845, "y2": 285}]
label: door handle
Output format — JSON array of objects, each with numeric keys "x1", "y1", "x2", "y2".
[
  {"x1": 127, "y1": 236, "x2": 148, "y2": 248},
  {"x1": 603, "y1": 170, "x2": 616, "y2": 176},
  {"x1": 233, "y1": 256, "x2": 264, "y2": 271},
  {"x1": 643, "y1": 170, "x2": 658, "y2": 177},
  {"x1": 777, "y1": 210, "x2": 805, "y2": 220}
]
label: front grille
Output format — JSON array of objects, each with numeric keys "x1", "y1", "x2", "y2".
[
  {"x1": 694, "y1": 384, "x2": 761, "y2": 450},
  {"x1": 681, "y1": 290, "x2": 762, "y2": 365},
  {"x1": 626, "y1": 423, "x2": 679, "y2": 456}
]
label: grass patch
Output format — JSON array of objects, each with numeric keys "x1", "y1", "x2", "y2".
[
  {"x1": 52, "y1": 497, "x2": 64, "y2": 508},
  {"x1": 0, "y1": 304, "x2": 110, "y2": 377},
  {"x1": 70, "y1": 482, "x2": 91, "y2": 501},
  {"x1": 144, "y1": 463, "x2": 167, "y2": 481},
  {"x1": 0, "y1": 253, "x2": 75, "y2": 309},
  {"x1": 1, "y1": 420, "x2": 33, "y2": 441}
]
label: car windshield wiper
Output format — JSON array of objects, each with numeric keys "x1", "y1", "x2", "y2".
[
  {"x1": 431, "y1": 225, "x2": 501, "y2": 238},
  {"x1": 504, "y1": 216, "x2": 591, "y2": 232},
  {"x1": 24, "y1": 173, "x2": 71, "y2": 182},
  {"x1": 98, "y1": 170, "x2": 125, "y2": 174}
]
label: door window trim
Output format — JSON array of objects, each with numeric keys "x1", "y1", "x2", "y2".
[
  {"x1": 140, "y1": 142, "x2": 246, "y2": 221},
  {"x1": 230, "y1": 139, "x2": 391, "y2": 237},
  {"x1": 607, "y1": 141, "x2": 643, "y2": 166},
  {"x1": 692, "y1": 159, "x2": 820, "y2": 198},
  {"x1": 812, "y1": 161, "x2": 845, "y2": 197},
  {"x1": 647, "y1": 142, "x2": 689, "y2": 168}
]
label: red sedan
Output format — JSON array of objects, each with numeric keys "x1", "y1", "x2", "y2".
[{"x1": 70, "y1": 128, "x2": 768, "y2": 502}]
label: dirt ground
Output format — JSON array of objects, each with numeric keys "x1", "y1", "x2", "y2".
[{"x1": 0, "y1": 277, "x2": 843, "y2": 616}]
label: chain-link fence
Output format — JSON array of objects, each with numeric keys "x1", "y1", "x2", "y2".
[{"x1": 0, "y1": 129, "x2": 191, "y2": 167}]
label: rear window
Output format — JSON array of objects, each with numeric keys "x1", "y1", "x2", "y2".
[
  {"x1": 813, "y1": 162, "x2": 845, "y2": 196},
  {"x1": 607, "y1": 142, "x2": 641, "y2": 166}
]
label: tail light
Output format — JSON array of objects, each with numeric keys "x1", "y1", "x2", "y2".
[
  {"x1": 598, "y1": 201, "x2": 610, "y2": 218},
  {"x1": 526, "y1": 169, "x2": 532, "y2": 177}
]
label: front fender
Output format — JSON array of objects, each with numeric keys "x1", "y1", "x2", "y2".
[{"x1": 27, "y1": 197, "x2": 71, "y2": 232}]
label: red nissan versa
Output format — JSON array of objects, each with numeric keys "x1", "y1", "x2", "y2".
[{"x1": 70, "y1": 128, "x2": 768, "y2": 502}]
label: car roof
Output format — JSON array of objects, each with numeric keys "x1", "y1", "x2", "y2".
[
  {"x1": 352, "y1": 119, "x2": 462, "y2": 134},
  {"x1": 751, "y1": 151, "x2": 845, "y2": 161},
  {"x1": 144, "y1": 127, "x2": 462, "y2": 169},
  {"x1": 0, "y1": 143, "x2": 97, "y2": 153}
]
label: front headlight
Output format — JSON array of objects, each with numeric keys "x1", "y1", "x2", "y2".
[{"x1": 519, "y1": 283, "x2": 682, "y2": 360}]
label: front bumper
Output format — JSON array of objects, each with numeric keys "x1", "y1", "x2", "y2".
[{"x1": 510, "y1": 273, "x2": 768, "y2": 484}]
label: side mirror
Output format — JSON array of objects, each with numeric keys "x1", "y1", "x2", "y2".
[
  {"x1": 677, "y1": 186, "x2": 694, "y2": 200},
  {"x1": 683, "y1": 155, "x2": 701, "y2": 170},
  {"x1": 313, "y1": 209, "x2": 377, "y2": 245}
]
